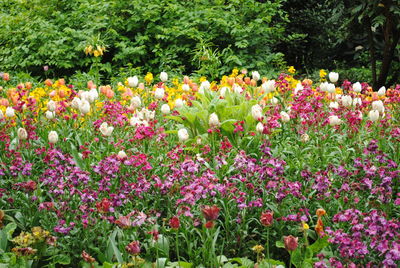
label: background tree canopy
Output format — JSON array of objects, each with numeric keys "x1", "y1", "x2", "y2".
[{"x1": 0, "y1": 0, "x2": 399, "y2": 87}]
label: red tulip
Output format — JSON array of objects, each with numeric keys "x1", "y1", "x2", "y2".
[
  {"x1": 126, "y1": 241, "x2": 140, "y2": 255},
  {"x1": 202, "y1": 205, "x2": 220, "y2": 221},
  {"x1": 260, "y1": 211, "x2": 274, "y2": 227},
  {"x1": 169, "y1": 216, "x2": 180, "y2": 229},
  {"x1": 284, "y1": 235, "x2": 298, "y2": 252}
]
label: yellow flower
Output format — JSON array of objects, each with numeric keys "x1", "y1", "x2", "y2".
[
  {"x1": 230, "y1": 68, "x2": 239, "y2": 77},
  {"x1": 145, "y1": 72, "x2": 153, "y2": 84},
  {"x1": 302, "y1": 221, "x2": 310, "y2": 230},
  {"x1": 93, "y1": 50, "x2": 101, "y2": 57},
  {"x1": 288, "y1": 66, "x2": 296, "y2": 74},
  {"x1": 252, "y1": 245, "x2": 265, "y2": 254},
  {"x1": 199, "y1": 76, "x2": 207, "y2": 82},
  {"x1": 319, "y1": 69, "x2": 327, "y2": 78}
]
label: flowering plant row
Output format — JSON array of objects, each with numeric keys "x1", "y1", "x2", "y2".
[{"x1": 0, "y1": 69, "x2": 399, "y2": 267}]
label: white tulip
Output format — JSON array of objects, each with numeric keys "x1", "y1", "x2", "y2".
[
  {"x1": 329, "y1": 102, "x2": 339, "y2": 109},
  {"x1": 329, "y1": 72, "x2": 339, "y2": 83},
  {"x1": 182, "y1": 84, "x2": 190, "y2": 92},
  {"x1": 262, "y1": 80, "x2": 275, "y2": 93},
  {"x1": 160, "y1": 72, "x2": 168, "y2": 82},
  {"x1": 154, "y1": 87, "x2": 165, "y2": 99},
  {"x1": 294, "y1": 82, "x2": 303, "y2": 95},
  {"x1": 130, "y1": 116, "x2": 141, "y2": 127},
  {"x1": 178, "y1": 128, "x2": 189, "y2": 142},
  {"x1": 79, "y1": 100, "x2": 91, "y2": 114},
  {"x1": 81, "y1": 91, "x2": 91, "y2": 103},
  {"x1": 233, "y1": 84, "x2": 243, "y2": 94},
  {"x1": 100, "y1": 122, "x2": 114, "y2": 137},
  {"x1": 220, "y1": 87, "x2": 228, "y2": 97},
  {"x1": 368, "y1": 110, "x2": 379, "y2": 122},
  {"x1": 327, "y1": 83, "x2": 336, "y2": 93},
  {"x1": 131, "y1": 96, "x2": 141, "y2": 109},
  {"x1": 48, "y1": 131, "x2": 58, "y2": 144},
  {"x1": 118, "y1": 150, "x2": 127, "y2": 159},
  {"x1": 280, "y1": 111, "x2": 290, "y2": 122},
  {"x1": 329, "y1": 115, "x2": 342, "y2": 126},
  {"x1": 209, "y1": 113, "x2": 220, "y2": 127},
  {"x1": 372, "y1": 100, "x2": 384, "y2": 114},
  {"x1": 198, "y1": 87, "x2": 204, "y2": 94},
  {"x1": 175, "y1": 98, "x2": 184, "y2": 109},
  {"x1": 251, "y1": 104, "x2": 263, "y2": 120},
  {"x1": 378, "y1": 86, "x2": 386, "y2": 96},
  {"x1": 161, "y1": 104, "x2": 170, "y2": 114},
  {"x1": 353, "y1": 97, "x2": 362, "y2": 106},
  {"x1": 356, "y1": 110, "x2": 363, "y2": 120},
  {"x1": 47, "y1": 100, "x2": 56, "y2": 112},
  {"x1": 5, "y1": 107, "x2": 15, "y2": 117},
  {"x1": 341, "y1": 95, "x2": 353, "y2": 107},
  {"x1": 71, "y1": 97, "x2": 82, "y2": 109},
  {"x1": 270, "y1": 97, "x2": 278, "y2": 105},
  {"x1": 335, "y1": 94, "x2": 342, "y2": 101},
  {"x1": 17, "y1": 128, "x2": 28, "y2": 140},
  {"x1": 319, "y1": 82, "x2": 328, "y2": 92},
  {"x1": 301, "y1": 133, "x2": 310, "y2": 142},
  {"x1": 45, "y1": 111, "x2": 55, "y2": 119},
  {"x1": 353, "y1": 82, "x2": 362, "y2": 93},
  {"x1": 128, "y1": 76, "x2": 139, "y2": 88},
  {"x1": 142, "y1": 108, "x2": 155, "y2": 120},
  {"x1": 0, "y1": 110, "x2": 3, "y2": 120},
  {"x1": 256, "y1": 122, "x2": 264, "y2": 133},
  {"x1": 200, "y1": 81, "x2": 210, "y2": 91},
  {"x1": 252, "y1": 71, "x2": 260, "y2": 81}
]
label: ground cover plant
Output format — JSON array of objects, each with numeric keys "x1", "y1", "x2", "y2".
[{"x1": 0, "y1": 68, "x2": 399, "y2": 267}]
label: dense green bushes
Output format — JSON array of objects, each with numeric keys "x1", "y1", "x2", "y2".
[{"x1": 0, "y1": 0, "x2": 289, "y2": 79}]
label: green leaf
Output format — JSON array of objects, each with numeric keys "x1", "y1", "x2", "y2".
[
  {"x1": 291, "y1": 248, "x2": 303, "y2": 268},
  {"x1": 308, "y1": 236, "x2": 329, "y2": 254},
  {"x1": 275, "y1": 240, "x2": 285, "y2": 248},
  {"x1": 49, "y1": 254, "x2": 71, "y2": 265},
  {"x1": 107, "y1": 230, "x2": 123, "y2": 264}
]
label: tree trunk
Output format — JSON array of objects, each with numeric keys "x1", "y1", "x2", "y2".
[{"x1": 366, "y1": 17, "x2": 377, "y2": 88}]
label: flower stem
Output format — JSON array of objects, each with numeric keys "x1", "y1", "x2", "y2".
[{"x1": 175, "y1": 229, "x2": 180, "y2": 264}]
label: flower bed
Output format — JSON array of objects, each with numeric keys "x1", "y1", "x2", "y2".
[{"x1": 0, "y1": 70, "x2": 399, "y2": 267}]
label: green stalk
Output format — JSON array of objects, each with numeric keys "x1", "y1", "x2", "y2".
[{"x1": 175, "y1": 229, "x2": 180, "y2": 265}]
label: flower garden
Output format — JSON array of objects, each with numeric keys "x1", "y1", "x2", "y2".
[{"x1": 0, "y1": 68, "x2": 399, "y2": 267}]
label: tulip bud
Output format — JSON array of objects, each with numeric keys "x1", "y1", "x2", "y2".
[
  {"x1": 252, "y1": 71, "x2": 260, "y2": 81},
  {"x1": 251, "y1": 104, "x2": 263, "y2": 121},
  {"x1": 260, "y1": 211, "x2": 273, "y2": 227},
  {"x1": 174, "y1": 98, "x2": 184, "y2": 109},
  {"x1": 154, "y1": 87, "x2": 165, "y2": 99},
  {"x1": 327, "y1": 83, "x2": 336, "y2": 93},
  {"x1": 200, "y1": 81, "x2": 210, "y2": 91},
  {"x1": 329, "y1": 72, "x2": 339, "y2": 83},
  {"x1": 262, "y1": 80, "x2": 275, "y2": 93},
  {"x1": 341, "y1": 95, "x2": 352, "y2": 107},
  {"x1": 79, "y1": 100, "x2": 91, "y2": 115},
  {"x1": 377, "y1": 86, "x2": 386, "y2": 96},
  {"x1": 169, "y1": 216, "x2": 180, "y2": 229},
  {"x1": 127, "y1": 76, "x2": 139, "y2": 88},
  {"x1": 182, "y1": 84, "x2": 190, "y2": 92},
  {"x1": 5, "y1": 107, "x2": 15, "y2": 118},
  {"x1": 280, "y1": 111, "x2": 290, "y2": 122},
  {"x1": 178, "y1": 128, "x2": 189, "y2": 142},
  {"x1": 47, "y1": 100, "x2": 56, "y2": 112},
  {"x1": 160, "y1": 72, "x2": 168, "y2": 82},
  {"x1": 209, "y1": 113, "x2": 220, "y2": 127},
  {"x1": 99, "y1": 122, "x2": 114, "y2": 137},
  {"x1": 329, "y1": 115, "x2": 342, "y2": 126},
  {"x1": 126, "y1": 241, "x2": 140, "y2": 255},
  {"x1": 17, "y1": 128, "x2": 28, "y2": 140},
  {"x1": 161, "y1": 104, "x2": 170, "y2": 114},
  {"x1": 45, "y1": 111, "x2": 55, "y2": 119},
  {"x1": 372, "y1": 100, "x2": 384, "y2": 114},
  {"x1": 48, "y1": 131, "x2": 58, "y2": 144},
  {"x1": 284, "y1": 235, "x2": 298, "y2": 252},
  {"x1": 329, "y1": 102, "x2": 339, "y2": 109},
  {"x1": 130, "y1": 96, "x2": 141, "y2": 109},
  {"x1": 256, "y1": 122, "x2": 264, "y2": 133},
  {"x1": 118, "y1": 150, "x2": 127, "y2": 159},
  {"x1": 220, "y1": 87, "x2": 228, "y2": 97},
  {"x1": 319, "y1": 82, "x2": 328, "y2": 92},
  {"x1": 352, "y1": 82, "x2": 362, "y2": 93},
  {"x1": 368, "y1": 110, "x2": 379, "y2": 122}
]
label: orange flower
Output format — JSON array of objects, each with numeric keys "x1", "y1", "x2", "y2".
[
  {"x1": 316, "y1": 208, "x2": 326, "y2": 217},
  {"x1": 315, "y1": 217, "x2": 324, "y2": 237}
]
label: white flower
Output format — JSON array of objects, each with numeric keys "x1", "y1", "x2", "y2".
[
  {"x1": 198, "y1": 87, "x2": 204, "y2": 94},
  {"x1": 160, "y1": 72, "x2": 168, "y2": 82},
  {"x1": 99, "y1": 122, "x2": 114, "y2": 137},
  {"x1": 251, "y1": 104, "x2": 263, "y2": 120},
  {"x1": 209, "y1": 113, "x2": 220, "y2": 127},
  {"x1": 301, "y1": 133, "x2": 309, "y2": 142},
  {"x1": 280, "y1": 111, "x2": 290, "y2": 122},
  {"x1": 262, "y1": 80, "x2": 275, "y2": 93},
  {"x1": 252, "y1": 71, "x2": 260, "y2": 81},
  {"x1": 130, "y1": 116, "x2": 141, "y2": 127},
  {"x1": 128, "y1": 76, "x2": 139, "y2": 88},
  {"x1": 17, "y1": 128, "x2": 28, "y2": 140},
  {"x1": 329, "y1": 115, "x2": 342, "y2": 126},
  {"x1": 47, "y1": 100, "x2": 56, "y2": 112},
  {"x1": 353, "y1": 97, "x2": 362, "y2": 107},
  {"x1": 319, "y1": 82, "x2": 328, "y2": 92},
  {"x1": 79, "y1": 100, "x2": 91, "y2": 114},
  {"x1": 233, "y1": 84, "x2": 243, "y2": 94},
  {"x1": 329, "y1": 72, "x2": 339, "y2": 83},
  {"x1": 178, "y1": 128, "x2": 189, "y2": 142},
  {"x1": 200, "y1": 81, "x2": 210, "y2": 91},
  {"x1": 45, "y1": 111, "x2": 55, "y2": 119},
  {"x1": 89, "y1": 88, "x2": 99, "y2": 101},
  {"x1": 270, "y1": 97, "x2": 278, "y2": 105},
  {"x1": 372, "y1": 100, "x2": 384, "y2": 114},
  {"x1": 294, "y1": 82, "x2": 304, "y2": 95},
  {"x1": 352, "y1": 82, "x2": 362, "y2": 93},
  {"x1": 378, "y1": 86, "x2": 386, "y2": 96},
  {"x1": 220, "y1": 87, "x2": 228, "y2": 97},
  {"x1": 327, "y1": 83, "x2": 336, "y2": 93},
  {"x1": 142, "y1": 108, "x2": 155, "y2": 120},
  {"x1": 368, "y1": 110, "x2": 379, "y2": 122},
  {"x1": 329, "y1": 102, "x2": 339, "y2": 109},
  {"x1": 0, "y1": 110, "x2": 3, "y2": 120},
  {"x1": 174, "y1": 98, "x2": 184, "y2": 109},
  {"x1": 5, "y1": 107, "x2": 15, "y2": 117},
  {"x1": 182, "y1": 84, "x2": 190, "y2": 92},
  {"x1": 71, "y1": 97, "x2": 82, "y2": 109},
  {"x1": 48, "y1": 131, "x2": 58, "y2": 144},
  {"x1": 356, "y1": 110, "x2": 363, "y2": 120},
  {"x1": 335, "y1": 94, "x2": 342, "y2": 101},
  {"x1": 161, "y1": 104, "x2": 170, "y2": 114},
  {"x1": 131, "y1": 96, "x2": 141, "y2": 109},
  {"x1": 81, "y1": 91, "x2": 91, "y2": 103},
  {"x1": 256, "y1": 122, "x2": 264, "y2": 133},
  {"x1": 341, "y1": 95, "x2": 353, "y2": 107},
  {"x1": 118, "y1": 150, "x2": 127, "y2": 159},
  {"x1": 154, "y1": 87, "x2": 165, "y2": 99}
]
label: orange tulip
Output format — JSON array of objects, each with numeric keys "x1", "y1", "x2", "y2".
[{"x1": 45, "y1": 79, "x2": 53, "y2": 87}]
